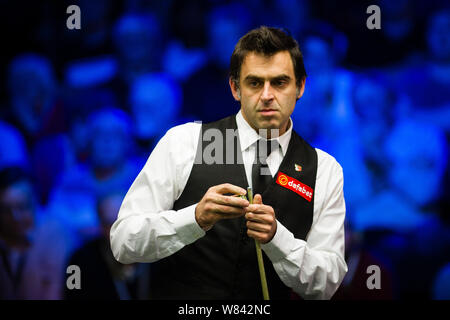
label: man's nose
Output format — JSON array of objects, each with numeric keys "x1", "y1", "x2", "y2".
[{"x1": 260, "y1": 82, "x2": 275, "y2": 103}]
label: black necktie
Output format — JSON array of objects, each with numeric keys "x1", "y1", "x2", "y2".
[{"x1": 251, "y1": 139, "x2": 280, "y2": 195}]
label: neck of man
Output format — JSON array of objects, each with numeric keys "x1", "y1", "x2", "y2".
[{"x1": 262, "y1": 121, "x2": 290, "y2": 139}]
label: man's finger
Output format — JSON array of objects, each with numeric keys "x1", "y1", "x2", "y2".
[
  {"x1": 253, "y1": 194, "x2": 263, "y2": 204},
  {"x1": 213, "y1": 183, "x2": 247, "y2": 196},
  {"x1": 214, "y1": 194, "x2": 249, "y2": 208},
  {"x1": 212, "y1": 204, "x2": 246, "y2": 217},
  {"x1": 247, "y1": 229, "x2": 266, "y2": 241},
  {"x1": 245, "y1": 212, "x2": 272, "y2": 224},
  {"x1": 247, "y1": 220, "x2": 271, "y2": 232},
  {"x1": 244, "y1": 204, "x2": 272, "y2": 215}
]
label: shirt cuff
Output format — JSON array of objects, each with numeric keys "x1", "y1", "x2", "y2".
[
  {"x1": 261, "y1": 220, "x2": 301, "y2": 262},
  {"x1": 172, "y1": 203, "x2": 206, "y2": 243}
]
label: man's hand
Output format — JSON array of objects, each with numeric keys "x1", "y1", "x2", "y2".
[
  {"x1": 195, "y1": 183, "x2": 249, "y2": 230},
  {"x1": 245, "y1": 194, "x2": 277, "y2": 244}
]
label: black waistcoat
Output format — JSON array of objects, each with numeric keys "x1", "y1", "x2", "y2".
[{"x1": 150, "y1": 115, "x2": 318, "y2": 299}]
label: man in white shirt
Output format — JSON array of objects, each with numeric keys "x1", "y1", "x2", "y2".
[{"x1": 110, "y1": 26, "x2": 347, "y2": 300}]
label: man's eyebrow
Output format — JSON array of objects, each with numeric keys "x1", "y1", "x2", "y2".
[
  {"x1": 243, "y1": 74, "x2": 292, "y2": 81},
  {"x1": 271, "y1": 74, "x2": 292, "y2": 81},
  {"x1": 243, "y1": 75, "x2": 263, "y2": 82}
]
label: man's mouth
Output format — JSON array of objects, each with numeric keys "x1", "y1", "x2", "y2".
[{"x1": 258, "y1": 109, "x2": 278, "y2": 116}]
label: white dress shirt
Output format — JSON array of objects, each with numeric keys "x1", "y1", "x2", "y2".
[{"x1": 110, "y1": 110, "x2": 347, "y2": 300}]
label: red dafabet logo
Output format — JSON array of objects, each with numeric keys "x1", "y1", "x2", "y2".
[{"x1": 276, "y1": 172, "x2": 313, "y2": 202}]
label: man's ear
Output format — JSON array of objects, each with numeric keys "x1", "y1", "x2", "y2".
[
  {"x1": 296, "y1": 77, "x2": 306, "y2": 100},
  {"x1": 229, "y1": 78, "x2": 241, "y2": 101}
]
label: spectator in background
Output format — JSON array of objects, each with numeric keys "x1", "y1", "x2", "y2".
[
  {"x1": 0, "y1": 167, "x2": 68, "y2": 299},
  {"x1": 341, "y1": 0, "x2": 422, "y2": 68},
  {"x1": 129, "y1": 73, "x2": 183, "y2": 161},
  {"x1": 378, "y1": 0, "x2": 419, "y2": 65},
  {"x1": 123, "y1": 0, "x2": 173, "y2": 32},
  {"x1": 31, "y1": 134, "x2": 75, "y2": 205},
  {"x1": 290, "y1": 23, "x2": 371, "y2": 216},
  {"x1": 332, "y1": 219, "x2": 394, "y2": 300},
  {"x1": 65, "y1": 192, "x2": 151, "y2": 300},
  {"x1": 248, "y1": 0, "x2": 311, "y2": 38},
  {"x1": 162, "y1": 0, "x2": 209, "y2": 83},
  {"x1": 354, "y1": 120, "x2": 449, "y2": 298},
  {"x1": 58, "y1": 0, "x2": 116, "y2": 62},
  {"x1": 291, "y1": 22, "x2": 351, "y2": 151},
  {"x1": 110, "y1": 12, "x2": 164, "y2": 108},
  {"x1": 393, "y1": 9, "x2": 450, "y2": 133},
  {"x1": 344, "y1": 76, "x2": 399, "y2": 210},
  {"x1": 181, "y1": 2, "x2": 253, "y2": 122},
  {"x1": 354, "y1": 120, "x2": 447, "y2": 232},
  {"x1": 6, "y1": 53, "x2": 67, "y2": 147},
  {"x1": 352, "y1": 77, "x2": 397, "y2": 182},
  {"x1": 63, "y1": 88, "x2": 119, "y2": 165},
  {"x1": 272, "y1": 0, "x2": 311, "y2": 37},
  {"x1": 162, "y1": 40, "x2": 207, "y2": 84},
  {"x1": 48, "y1": 107, "x2": 139, "y2": 252},
  {"x1": 6, "y1": 53, "x2": 73, "y2": 205}
]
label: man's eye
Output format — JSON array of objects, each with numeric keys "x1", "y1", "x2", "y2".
[
  {"x1": 273, "y1": 80, "x2": 287, "y2": 87},
  {"x1": 249, "y1": 81, "x2": 260, "y2": 87}
]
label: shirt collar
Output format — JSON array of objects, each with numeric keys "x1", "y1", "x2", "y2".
[{"x1": 236, "y1": 109, "x2": 293, "y2": 156}]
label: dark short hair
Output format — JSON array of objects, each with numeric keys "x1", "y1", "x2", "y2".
[{"x1": 229, "y1": 26, "x2": 307, "y2": 88}]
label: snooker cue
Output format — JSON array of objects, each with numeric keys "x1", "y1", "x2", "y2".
[{"x1": 246, "y1": 187, "x2": 270, "y2": 300}]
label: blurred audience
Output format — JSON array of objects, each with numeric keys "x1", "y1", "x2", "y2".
[
  {"x1": 48, "y1": 107, "x2": 139, "y2": 252},
  {"x1": 0, "y1": 167, "x2": 68, "y2": 299},
  {"x1": 180, "y1": 2, "x2": 252, "y2": 122},
  {"x1": 65, "y1": 192, "x2": 151, "y2": 299},
  {"x1": 291, "y1": 22, "x2": 373, "y2": 216},
  {"x1": 354, "y1": 120, "x2": 448, "y2": 232},
  {"x1": 344, "y1": 76, "x2": 399, "y2": 210},
  {"x1": 291, "y1": 21, "x2": 352, "y2": 151},
  {"x1": 58, "y1": 0, "x2": 117, "y2": 63},
  {"x1": 129, "y1": 73, "x2": 183, "y2": 160},
  {"x1": 332, "y1": 220, "x2": 394, "y2": 299},
  {"x1": 6, "y1": 53, "x2": 73, "y2": 205},
  {"x1": 6, "y1": 53, "x2": 67, "y2": 146},
  {"x1": 354, "y1": 120, "x2": 449, "y2": 299},
  {"x1": 392, "y1": 9, "x2": 450, "y2": 133},
  {"x1": 109, "y1": 12, "x2": 164, "y2": 108},
  {"x1": 0, "y1": 0, "x2": 449, "y2": 300}
]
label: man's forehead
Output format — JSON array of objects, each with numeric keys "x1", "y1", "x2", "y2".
[{"x1": 240, "y1": 51, "x2": 295, "y2": 78}]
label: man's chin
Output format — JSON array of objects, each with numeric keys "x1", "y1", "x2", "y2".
[
  {"x1": 255, "y1": 121, "x2": 282, "y2": 136},
  {"x1": 256, "y1": 117, "x2": 280, "y2": 128}
]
